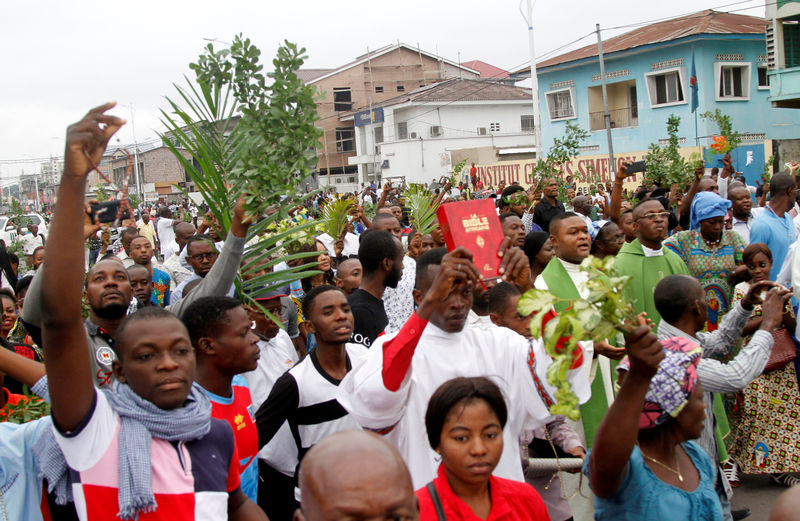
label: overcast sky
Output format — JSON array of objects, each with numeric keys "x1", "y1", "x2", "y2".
[{"x1": 0, "y1": 0, "x2": 766, "y2": 182}]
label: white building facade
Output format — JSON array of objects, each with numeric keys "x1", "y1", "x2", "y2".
[{"x1": 343, "y1": 79, "x2": 537, "y2": 189}]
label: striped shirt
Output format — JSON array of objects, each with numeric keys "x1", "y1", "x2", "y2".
[
  {"x1": 254, "y1": 344, "x2": 366, "y2": 480},
  {"x1": 53, "y1": 389, "x2": 240, "y2": 521}
]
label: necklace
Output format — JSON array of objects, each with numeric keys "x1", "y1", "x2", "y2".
[{"x1": 641, "y1": 449, "x2": 684, "y2": 482}]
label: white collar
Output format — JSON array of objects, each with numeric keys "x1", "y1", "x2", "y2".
[
  {"x1": 641, "y1": 243, "x2": 664, "y2": 257},
  {"x1": 558, "y1": 257, "x2": 584, "y2": 273}
]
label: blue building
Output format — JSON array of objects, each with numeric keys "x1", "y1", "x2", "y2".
[{"x1": 512, "y1": 10, "x2": 800, "y2": 184}]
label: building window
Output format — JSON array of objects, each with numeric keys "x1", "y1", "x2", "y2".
[
  {"x1": 375, "y1": 86, "x2": 384, "y2": 93},
  {"x1": 374, "y1": 126, "x2": 384, "y2": 143},
  {"x1": 348, "y1": 176, "x2": 356, "y2": 183},
  {"x1": 489, "y1": 122, "x2": 501, "y2": 132},
  {"x1": 644, "y1": 68, "x2": 685, "y2": 106},
  {"x1": 757, "y1": 66, "x2": 769, "y2": 89},
  {"x1": 335, "y1": 127, "x2": 355, "y2": 152},
  {"x1": 520, "y1": 115, "x2": 534, "y2": 132},
  {"x1": 714, "y1": 62, "x2": 750, "y2": 100},
  {"x1": 397, "y1": 85, "x2": 405, "y2": 92},
  {"x1": 397, "y1": 122, "x2": 408, "y2": 140},
  {"x1": 544, "y1": 88, "x2": 576, "y2": 120},
  {"x1": 333, "y1": 88, "x2": 352, "y2": 111},
  {"x1": 588, "y1": 80, "x2": 638, "y2": 130}
]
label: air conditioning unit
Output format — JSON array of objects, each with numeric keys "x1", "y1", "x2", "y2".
[
  {"x1": 410, "y1": 132, "x2": 418, "y2": 139},
  {"x1": 429, "y1": 125, "x2": 442, "y2": 137},
  {"x1": 477, "y1": 127, "x2": 487, "y2": 136}
]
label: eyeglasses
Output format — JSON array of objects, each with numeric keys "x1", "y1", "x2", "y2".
[
  {"x1": 187, "y1": 252, "x2": 218, "y2": 262},
  {"x1": 636, "y1": 211, "x2": 670, "y2": 222}
]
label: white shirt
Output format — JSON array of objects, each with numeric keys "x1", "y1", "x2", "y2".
[
  {"x1": 383, "y1": 256, "x2": 417, "y2": 334},
  {"x1": 337, "y1": 322, "x2": 591, "y2": 489},
  {"x1": 162, "y1": 240, "x2": 180, "y2": 262},
  {"x1": 245, "y1": 330, "x2": 299, "y2": 410},
  {"x1": 316, "y1": 232, "x2": 359, "y2": 258},
  {"x1": 21, "y1": 233, "x2": 44, "y2": 256},
  {"x1": 244, "y1": 330, "x2": 300, "y2": 476},
  {"x1": 156, "y1": 217, "x2": 175, "y2": 255}
]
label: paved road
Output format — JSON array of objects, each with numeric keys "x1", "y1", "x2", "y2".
[{"x1": 731, "y1": 474, "x2": 790, "y2": 521}]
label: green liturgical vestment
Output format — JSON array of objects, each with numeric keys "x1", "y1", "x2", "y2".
[
  {"x1": 613, "y1": 239, "x2": 689, "y2": 327},
  {"x1": 539, "y1": 258, "x2": 614, "y2": 448}
]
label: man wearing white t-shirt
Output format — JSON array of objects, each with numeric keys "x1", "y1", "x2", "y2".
[{"x1": 155, "y1": 206, "x2": 176, "y2": 257}]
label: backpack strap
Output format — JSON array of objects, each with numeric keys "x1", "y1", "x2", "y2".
[{"x1": 426, "y1": 481, "x2": 447, "y2": 521}]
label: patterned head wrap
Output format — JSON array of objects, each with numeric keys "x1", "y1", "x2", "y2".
[
  {"x1": 617, "y1": 336, "x2": 703, "y2": 429},
  {"x1": 689, "y1": 191, "x2": 731, "y2": 231}
]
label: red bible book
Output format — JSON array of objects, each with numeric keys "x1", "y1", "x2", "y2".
[{"x1": 436, "y1": 199, "x2": 504, "y2": 282}]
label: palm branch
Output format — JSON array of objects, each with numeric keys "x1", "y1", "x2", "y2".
[
  {"x1": 320, "y1": 197, "x2": 353, "y2": 239},
  {"x1": 403, "y1": 185, "x2": 439, "y2": 236},
  {"x1": 160, "y1": 38, "x2": 322, "y2": 302}
]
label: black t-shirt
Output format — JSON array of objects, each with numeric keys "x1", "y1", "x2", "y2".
[
  {"x1": 533, "y1": 198, "x2": 566, "y2": 233},
  {"x1": 347, "y1": 289, "x2": 387, "y2": 348}
]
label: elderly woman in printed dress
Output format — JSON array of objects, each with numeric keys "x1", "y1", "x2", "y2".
[{"x1": 665, "y1": 192, "x2": 746, "y2": 332}]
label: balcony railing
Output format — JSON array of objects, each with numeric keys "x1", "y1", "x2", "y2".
[{"x1": 589, "y1": 106, "x2": 638, "y2": 131}]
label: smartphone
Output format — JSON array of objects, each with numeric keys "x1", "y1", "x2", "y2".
[
  {"x1": 627, "y1": 160, "x2": 646, "y2": 174},
  {"x1": 90, "y1": 200, "x2": 130, "y2": 224}
]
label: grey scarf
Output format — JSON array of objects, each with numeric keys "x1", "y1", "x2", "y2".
[{"x1": 33, "y1": 378, "x2": 212, "y2": 520}]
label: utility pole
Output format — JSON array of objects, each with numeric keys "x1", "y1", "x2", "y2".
[
  {"x1": 129, "y1": 103, "x2": 142, "y2": 200},
  {"x1": 525, "y1": 0, "x2": 543, "y2": 163},
  {"x1": 33, "y1": 172, "x2": 41, "y2": 212},
  {"x1": 596, "y1": 24, "x2": 616, "y2": 177}
]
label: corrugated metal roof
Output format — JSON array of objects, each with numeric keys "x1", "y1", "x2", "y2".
[
  {"x1": 461, "y1": 60, "x2": 510, "y2": 79},
  {"x1": 516, "y1": 10, "x2": 766, "y2": 73}
]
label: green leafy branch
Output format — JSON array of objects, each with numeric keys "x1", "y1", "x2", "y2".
[
  {"x1": 517, "y1": 256, "x2": 638, "y2": 419},
  {"x1": 161, "y1": 36, "x2": 325, "y2": 310},
  {"x1": 534, "y1": 121, "x2": 589, "y2": 200},
  {"x1": 701, "y1": 109, "x2": 741, "y2": 154},
  {"x1": 644, "y1": 114, "x2": 691, "y2": 187}
]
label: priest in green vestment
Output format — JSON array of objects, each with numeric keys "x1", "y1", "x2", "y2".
[
  {"x1": 614, "y1": 199, "x2": 690, "y2": 326},
  {"x1": 534, "y1": 212, "x2": 626, "y2": 447}
]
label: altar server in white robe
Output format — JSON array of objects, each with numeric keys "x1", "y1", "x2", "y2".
[{"x1": 338, "y1": 243, "x2": 596, "y2": 489}]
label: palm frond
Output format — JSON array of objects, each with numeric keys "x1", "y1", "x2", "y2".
[
  {"x1": 320, "y1": 198, "x2": 353, "y2": 239},
  {"x1": 403, "y1": 185, "x2": 439, "y2": 236}
]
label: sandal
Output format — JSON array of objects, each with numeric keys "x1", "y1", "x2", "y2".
[
  {"x1": 722, "y1": 461, "x2": 740, "y2": 488},
  {"x1": 771, "y1": 473, "x2": 800, "y2": 487}
]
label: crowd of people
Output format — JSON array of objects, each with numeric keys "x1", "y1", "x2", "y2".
[{"x1": 3, "y1": 103, "x2": 800, "y2": 521}]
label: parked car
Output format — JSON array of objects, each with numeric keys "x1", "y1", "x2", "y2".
[{"x1": 0, "y1": 216, "x2": 19, "y2": 246}]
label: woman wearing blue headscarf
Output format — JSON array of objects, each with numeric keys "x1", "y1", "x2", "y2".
[{"x1": 664, "y1": 191, "x2": 746, "y2": 332}]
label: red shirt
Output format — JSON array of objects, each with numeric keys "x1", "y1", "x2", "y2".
[
  {"x1": 205, "y1": 375, "x2": 259, "y2": 502},
  {"x1": 416, "y1": 464, "x2": 550, "y2": 521}
]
